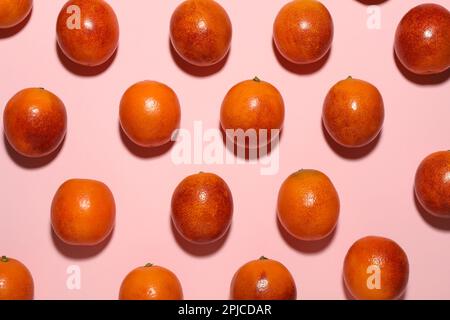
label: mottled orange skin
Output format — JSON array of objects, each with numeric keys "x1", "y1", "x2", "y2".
[
  {"x1": 220, "y1": 78, "x2": 285, "y2": 139},
  {"x1": 56, "y1": 0, "x2": 119, "y2": 66},
  {"x1": 3, "y1": 88, "x2": 67, "y2": 158},
  {"x1": 0, "y1": 0, "x2": 32, "y2": 28},
  {"x1": 344, "y1": 236, "x2": 409, "y2": 300},
  {"x1": 51, "y1": 179, "x2": 116, "y2": 246},
  {"x1": 0, "y1": 256, "x2": 34, "y2": 300},
  {"x1": 323, "y1": 77, "x2": 384, "y2": 148},
  {"x1": 230, "y1": 257, "x2": 297, "y2": 300},
  {"x1": 277, "y1": 169, "x2": 339, "y2": 241},
  {"x1": 170, "y1": 0, "x2": 232, "y2": 67},
  {"x1": 119, "y1": 264, "x2": 183, "y2": 300},
  {"x1": 415, "y1": 151, "x2": 450, "y2": 217},
  {"x1": 395, "y1": 4, "x2": 450, "y2": 75},
  {"x1": 274, "y1": 0, "x2": 333, "y2": 64},
  {"x1": 120, "y1": 81, "x2": 181, "y2": 148},
  {"x1": 171, "y1": 172, "x2": 233, "y2": 244}
]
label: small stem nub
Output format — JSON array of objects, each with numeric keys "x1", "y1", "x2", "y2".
[
  {"x1": 1, "y1": 256, "x2": 8, "y2": 262},
  {"x1": 253, "y1": 76, "x2": 261, "y2": 82},
  {"x1": 259, "y1": 256, "x2": 268, "y2": 260},
  {"x1": 145, "y1": 263, "x2": 154, "y2": 267},
  {"x1": 347, "y1": 76, "x2": 353, "y2": 80}
]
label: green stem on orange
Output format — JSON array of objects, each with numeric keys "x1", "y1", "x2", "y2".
[
  {"x1": 1, "y1": 256, "x2": 8, "y2": 262},
  {"x1": 145, "y1": 263, "x2": 154, "y2": 267},
  {"x1": 347, "y1": 76, "x2": 353, "y2": 80},
  {"x1": 253, "y1": 76, "x2": 261, "y2": 82},
  {"x1": 259, "y1": 256, "x2": 268, "y2": 261}
]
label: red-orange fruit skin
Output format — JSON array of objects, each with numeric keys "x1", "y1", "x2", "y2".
[
  {"x1": 119, "y1": 81, "x2": 181, "y2": 148},
  {"x1": 220, "y1": 78, "x2": 285, "y2": 135},
  {"x1": 51, "y1": 179, "x2": 116, "y2": 246},
  {"x1": 171, "y1": 172, "x2": 233, "y2": 244},
  {"x1": 56, "y1": 0, "x2": 119, "y2": 66},
  {"x1": 119, "y1": 265, "x2": 183, "y2": 300},
  {"x1": 343, "y1": 236, "x2": 409, "y2": 300},
  {"x1": 277, "y1": 169, "x2": 340, "y2": 241},
  {"x1": 323, "y1": 77, "x2": 384, "y2": 148},
  {"x1": 0, "y1": 0, "x2": 33, "y2": 28},
  {"x1": 230, "y1": 258, "x2": 297, "y2": 300},
  {"x1": 273, "y1": 0, "x2": 333, "y2": 64},
  {"x1": 395, "y1": 3, "x2": 450, "y2": 75},
  {"x1": 0, "y1": 257, "x2": 34, "y2": 300},
  {"x1": 3, "y1": 88, "x2": 67, "y2": 158},
  {"x1": 170, "y1": 0, "x2": 232, "y2": 67},
  {"x1": 415, "y1": 151, "x2": 450, "y2": 217}
]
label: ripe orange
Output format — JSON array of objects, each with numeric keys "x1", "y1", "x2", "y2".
[
  {"x1": 171, "y1": 172, "x2": 233, "y2": 244},
  {"x1": 56, "y1": 0, "x2": 119, "y2": 66},
  {"x1": 274, "y1": 0, "x2": 333, "y2": 64},
  {"x1": 277, "y1": 169, "x2": 339, "y2": 241},
  {"x1": 395, "y1": 4, "x2": 450, "y2": 75},
  {"x1": 230, "y1": 257, "x2": 297, "y2": 300},
  {"x1": 323, "y1": 77, "x2": 384, "y2": 148},
  {"x1": 119, "y1": 263, "x2": 183, "y2": 300},
  {"x1": 51, "y1": 179, "x2": 116, "y2": 246},
  {"x1": 119, "y1": 81, "x2": 181, "y2": 148},
  {"x1": 220, "y1": 77, "x2": 285, "y2": 147},
  {"x1": 0, "y1": 256, "x2": 34, "y2": 300},
  {"x1": 170, "y1": 0, "x2": 232, "y2": 66},
  {"x1": 415, "y1": 150, "x2": 450, "y2": 217},
  {"x1": 344, "y1": 236, "x2": 409, "y2": 300},
  {"x1": 3, "y1": 88, "x2": 67, "y2": 158},
  {"x1": 0, "y1": 0, "x2": 32, "y2": 29}
]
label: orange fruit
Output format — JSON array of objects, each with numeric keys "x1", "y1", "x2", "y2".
[
  {"x1": 344, "y1": 236, "x2": 409, "y2": 300},
  {"x1": 395, "y1": 4, "x2": 450, "y2": 75},
  {"x1": 171, "y1": 172, "x2": 233, "y2": 244},
  {"x1": 277, "y1": 169, "x2": 339, "y2": 241},
  {"x1": 170, "y1": 0, "x2": 232, "y2": 66},
  {"x1": 230, "y1": 257, "x2": 297, "y2": 300},
  {"x1": 220, "y1": 77, "x2": 285, "y2": 147},
  {"x1": 0, "y1": 256, "x2": 34, "y2": 300},
  {"x1": 51, "y1": 179, "x2": 116, "y2": 246},
  {"x1": 3, "y1": 88, "x2": 67, "y2": 158},
  {"x1": 56, "y1": 0, "x2": 119, "y2": 66},
  {"x1": 274, "y1": 0, "x2": 333, "y2": 64},
  {"x1": 323, "y1": 77, "x2": 384, "y2": 148},
  {"x1": 119, "y1": 81, "x2": 181, "y2": 148},
  {"x1": 415, "y1": 150, "x2": 450, "y2": 217},
  {"x1": 119, "y1": 263, "x2": 183, "y2": 300},
  {"x1": 0, "y1": 0, "x2": 32, "y2": 29}
]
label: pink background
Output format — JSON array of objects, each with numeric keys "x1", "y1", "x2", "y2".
[{"x1": 1, "y1": 0, "x2": 449, "y2": 300}]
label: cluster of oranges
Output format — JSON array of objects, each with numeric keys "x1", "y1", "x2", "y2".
[{"x1": 1, "y1": 0, "x2": 449, "y2": 300}]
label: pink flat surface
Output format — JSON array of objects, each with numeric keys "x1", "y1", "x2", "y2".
[{"x1": 1, "y1": 0, "x2": 449, "y2": 300}]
